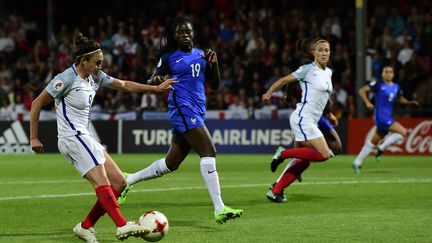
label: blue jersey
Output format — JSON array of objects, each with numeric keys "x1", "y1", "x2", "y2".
[
  {"x1": 156, "y1": 48, "x2": 209, "y2": 113},
  {"x1": 155, "y1": 48, "x2": 212, "y2": 133},
  {"x1": 368, "y1": 80, "x2": 402, "y2": 133}
]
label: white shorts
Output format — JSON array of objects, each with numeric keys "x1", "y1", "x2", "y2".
[
  {"x1": 58, "y1": 134, "x2": 106, "y2": 177},
  {"x1": 290, "y1": 114, "x2": 323, "y2": 142}
]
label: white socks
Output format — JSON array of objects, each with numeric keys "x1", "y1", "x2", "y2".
[
  {"x1": 378, "y1": 133, "x2": 404, "y2": 151},
  {"x1": 126, "y1": 158, "x2": 171, "y2": 185},
  {"x1": 200, "y1": 157, "x2": 224, "y2": 213},
  {"x1": 353, "y1": 140, "x2": 374, "y2": 166}
]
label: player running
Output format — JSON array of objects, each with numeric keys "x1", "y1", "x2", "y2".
[{"x1": 352, "y1": 66, "x2": 419, "y2": 174}]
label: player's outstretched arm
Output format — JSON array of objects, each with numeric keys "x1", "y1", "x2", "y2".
[
  {"x1": 398, "y1": 96, "x2": 419, "y2": 106},
  {"x1": 110, "y1": 78, "x2": 177, "y2": 93},
  {"x1": 262, "y1": 74, "x2": 297, "y2": 103}
]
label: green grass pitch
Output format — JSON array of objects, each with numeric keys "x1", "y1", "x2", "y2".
[{"x1": 0, "y1": 154, "x2": 431, "y2": 242}]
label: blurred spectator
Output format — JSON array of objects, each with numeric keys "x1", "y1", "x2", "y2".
[{"x1": 0, "y1": 0, "x2": 429, "y2": 120}]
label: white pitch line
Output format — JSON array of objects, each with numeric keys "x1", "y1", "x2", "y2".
[{"x1": 0, "y1": 178, "x2": 431, "y2": 201}]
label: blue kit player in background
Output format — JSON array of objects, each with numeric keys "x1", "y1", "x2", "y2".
[
  {"x1": 352, "y1": 66, "x2": 419, "y2": 174},
  {"x1": 119, "y1": 16, "x2": 243, "y2": 224}
]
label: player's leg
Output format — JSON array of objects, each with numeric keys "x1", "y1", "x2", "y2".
[
  {"x1": 326, "y1": 128, "x2": 342, "y2": 155},
  {"x1": 268, "y1": 137, "x2": 329, "y2": 203},
  {"x1": 118, "y1": 134, "x2": 190, "y2": 205},
  {"x1": 184, "y1": 126, "x2": 243, "y2": 223},
  {"x1": 376, "y1": 122, "x2": 406, "y2": 159},
  {"x1": 84, "y1": 151, "x2": 127, "y2": 226},
  {"x1": 271, "y1": 117, "x2": 331, "y2": 172},
  {"x1": 85, "y1": 164, "x2": 148, "y2": 240},
  {"x1": 125, "y1": 133, "x2": 190, "y2": 185},
  {"x1": 352, "y1": 128, "x2": 382, "y2": 173},
  {"x1": 67, "y1": 135, "x2": 146, "y2": 240}
]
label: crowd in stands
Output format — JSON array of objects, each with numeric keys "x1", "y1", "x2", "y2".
[{"x1": 0, "y1": 0, "x2": 431, "y2": 121}]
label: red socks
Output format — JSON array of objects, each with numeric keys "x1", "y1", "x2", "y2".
[
  {"x1": 272, "y1": 159, "x2": 310, "y2": 194},
  {"x1": 82, "y1": 185, "x2": 126, "y2": 229},
  {"x1": 281, "y1": 147, "x2": 327, "y2": 162}
]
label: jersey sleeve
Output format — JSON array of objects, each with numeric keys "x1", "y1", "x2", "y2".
[
  {"x1": 45, "y1": 73, "x2": 74, "y2": 98},
  {"x1": 154, "y1": 54, "x2": 170, "y2": 76},
  {"x1": 93, "y1": 70, "x2": 113, "y2": 87},
  {"x1": 367, "y1": 80, "x2": 378, "y2": 92},
  {"x1": 292, "y1": 64, "x2": 312, "y2": 81}
]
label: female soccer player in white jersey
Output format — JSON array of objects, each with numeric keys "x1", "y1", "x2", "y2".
[
  {"x1": 117, "y1": 16, "x2": 243, "y2": 224},
  {"x1": 30, "y1": 33, "x2": 175, "y2": 242},
  {"x1": 262, "y1": 37, "x2": 334, "y2": 202}
]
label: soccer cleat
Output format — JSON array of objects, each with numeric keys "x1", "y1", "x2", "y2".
[
  {"x1": 118, "y1": 172, "x2": 133, "y2": 206},
  {"x1": 297, "y1": 174, "x2": 303, "y2": 183},
  {"x1": 352, "y1": 163, "x2": 361, "y2": 175},
  {"x1": 214, "y1": 206, "x2": 243, "y2": 224},
  {"x1": 375, "y1": 148, "x2": 383, "y2": 161},
  {"x1": 266, "y1": 188, "x2": 285, "y2": 203},
  {"x1": 270, "y1": 146, "x2": 285, "y2": 172},
  {"x1": 73, "y1": 223, "x2": 99, "y2": 243},
  {"x1": 269, "y1": 183, "x2": 287, "y2": 202},
  {"x1": 116, "y1": 221, "x2": 149, "y2": 240}
]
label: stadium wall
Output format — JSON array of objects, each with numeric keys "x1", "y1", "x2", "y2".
[{"x1": 0, "y1": 119, "x2": 430, "y2": 155}]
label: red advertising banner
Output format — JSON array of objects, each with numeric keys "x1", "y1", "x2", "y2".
[{"x1": 348, "y1": 118, "x2": 432, "y2": 155}]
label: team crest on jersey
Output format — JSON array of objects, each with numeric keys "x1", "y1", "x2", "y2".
[
  {"x1": 369, "y1": 80, "x2": 376, "y2": 86},
  {"x1": 157, "y1": 58, "x2": 162, "y2": 68},
  {"x1": 191, "y1": 118, "x2": 197, "y2": 124},
  {"x1": 53, "y1": 80, "x2": 64, "y2": 91}
]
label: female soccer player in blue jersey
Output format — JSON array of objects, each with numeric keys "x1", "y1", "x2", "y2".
[
  {"x1": 352, "y1": 66, "x2": 419, "y2": 174},
  {"x1": 30, "y1": 33, "x2": 175, "y2": 242},
  {"x1": 120, "y1": 17, "x2": 243, "y2": 224}
]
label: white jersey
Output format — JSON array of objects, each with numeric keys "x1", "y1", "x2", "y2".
[
  {"x1": 45, "y1": 65, "x2": 113, "y2": 138},
  {"x1": 291, "y1": 62, "x2": 333, "y2": 123}
]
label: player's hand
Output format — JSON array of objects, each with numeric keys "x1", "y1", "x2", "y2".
[
  {"x1": 328, "y1": 113, "x2": 339, "y2": 127},
  {"x1": 262, "y1": 92, "x2": 272, "y2": 103},
  {"x1": 366, "y1": 103, "x2": 374, "y2": 110},
  {"x1": 410, "y1": 100, "x2": 419, "y2": 106},
  {"x1": 149, "y1": 75, "x2": 169, "y2": 85},
  {"x1": 203, "y1": 49, "x2": 217, "y2": 63},
  {"x1": 156, "y1": 78, "x2": 178, "y2": 92},
  {"x1": 31, "y1": 138, "x2": 45, "y2": 153}
]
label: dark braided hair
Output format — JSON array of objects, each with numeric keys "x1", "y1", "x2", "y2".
[
  {"x1": 158, "y1": 16, "x2": 192, "y2": 56},
  {"x1": 74, "y1": 32, "x2": 101, "y2": 64}
]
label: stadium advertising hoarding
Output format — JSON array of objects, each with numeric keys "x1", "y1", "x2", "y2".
[
  {"x1": 121, "y1": 120, "x2": 294, "y2": 153},
  {"x1": 348, "y1": 118, "x2": 432, "y2": 155},
  {"x1": 0, "y1": 120, "x2": 294, "y2": 154},
  {"x1": 0, "y1": 121, "x2": 117, "y2": 154}
]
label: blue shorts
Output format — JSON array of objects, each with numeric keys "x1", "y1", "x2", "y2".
[
  {"x1": 375, "y1": 118, "x2": 394, "y2": 136},
  {"x1": 318, "y1": 116, "x2": 333, "y2": 135},
  {"x1": 168, "y1": 105, "x2": 205, "y2": 134}
]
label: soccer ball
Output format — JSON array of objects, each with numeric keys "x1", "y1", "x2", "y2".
[{"x1": 139, "y1": 210, "x2": 169, "y2": 242}]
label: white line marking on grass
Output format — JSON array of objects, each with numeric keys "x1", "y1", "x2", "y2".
[
  {"x1": 0, "y1": 178, "x2": 431, "y2": 201},
  {"x1": 0, "y1": 179, "x2": 84, "y2": 185}
]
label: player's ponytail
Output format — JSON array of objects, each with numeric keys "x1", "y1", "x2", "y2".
[{"x1": 74, "y1": 32, "x2": 101, "y2": 64}]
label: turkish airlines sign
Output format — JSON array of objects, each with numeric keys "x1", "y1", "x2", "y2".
[{"x1": 348, "y1": 118, "x2": 432, "y2": 155}]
